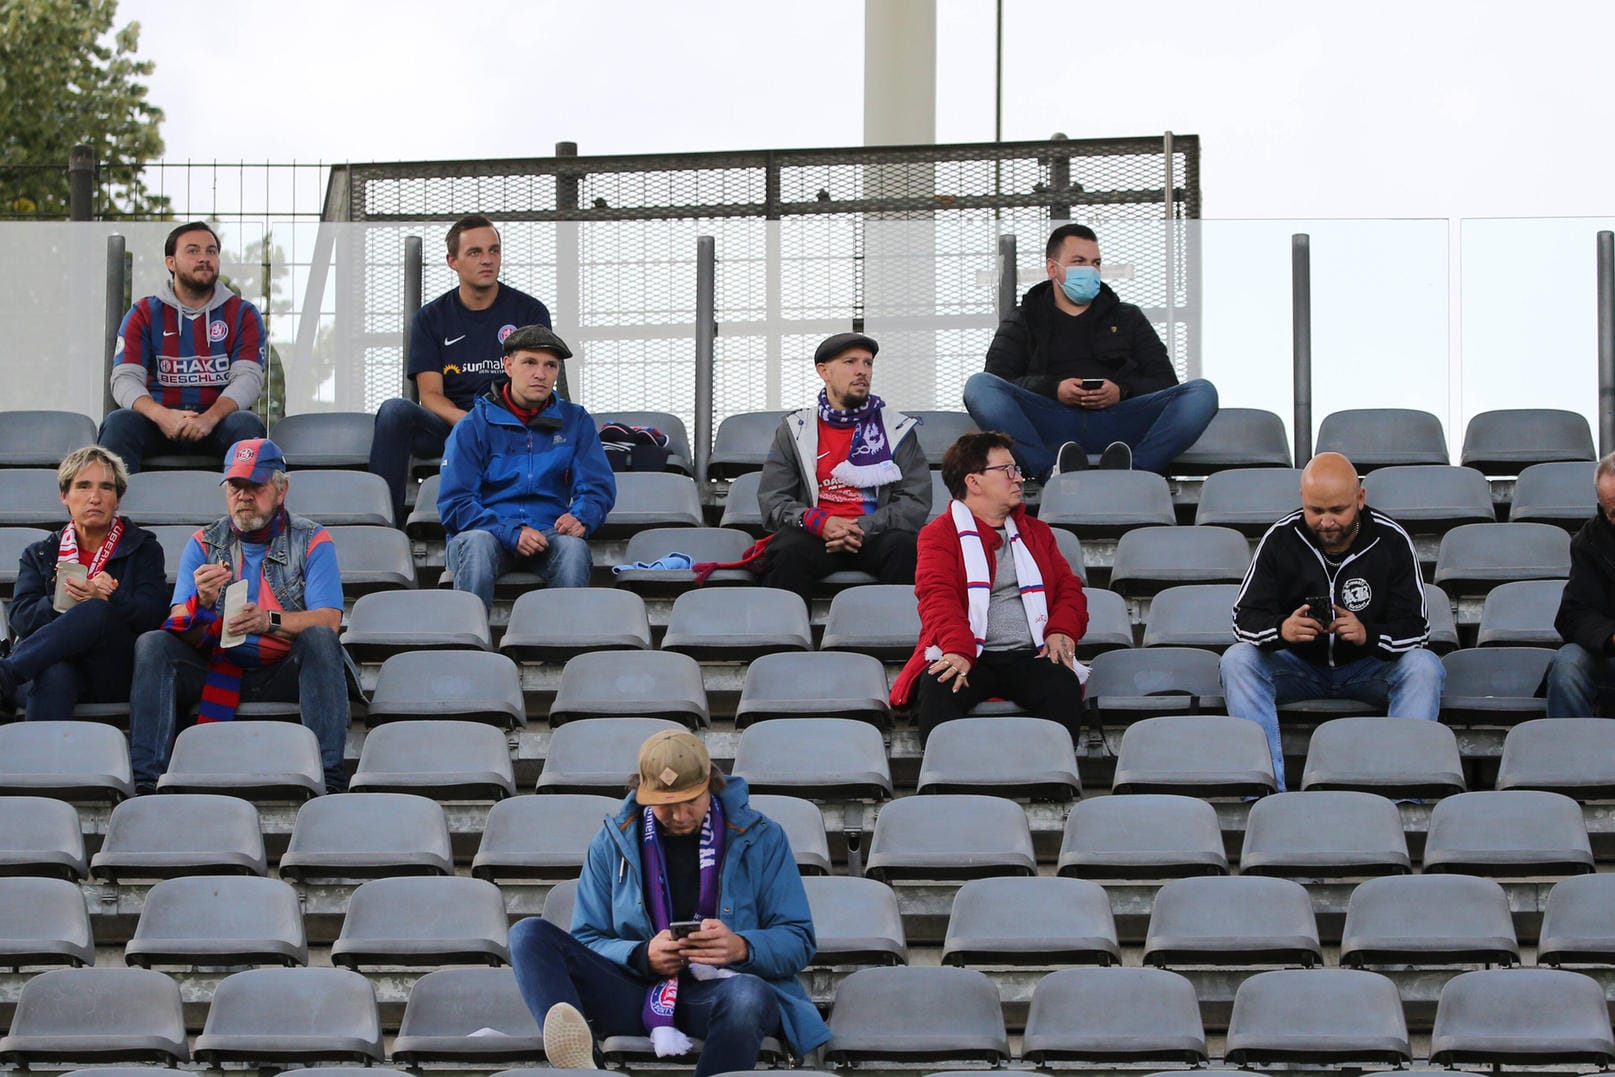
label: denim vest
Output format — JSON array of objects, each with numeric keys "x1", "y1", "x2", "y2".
[{"x1": 194, "y1": 512, "x2": 323, "y2": 614}]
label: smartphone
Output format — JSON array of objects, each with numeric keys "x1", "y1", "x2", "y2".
[
  {"x1": 669, "y1": 919, "x2": 703, "y2": 939},
  {"x1": 1305, "y1": 594, "x2": 1334, "y2": 625},
  {"x1": 1080, "y1": 378, "x2": 1105, "y2": 390},
  {"x1": 52, "y1": 562, "x2": 88, "y2": 613}
]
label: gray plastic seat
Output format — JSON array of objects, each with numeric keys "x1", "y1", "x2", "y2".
[
  {"x1": 0, "y1": 410, "x2": 98, "y2": 467},
  {"x1": 1109, "y1": 525, "x2": 1251, "y2": 597},
  {"x1": 908, "y1": 410, "x2": 978, "y2": 465},
  {"x1": 405, "y1": 472, "x2": 444, "y2": 539},
  {"x1": 350, "y1": 719, "x2": 515, "y2": 800},
  {"x1": 0, "y1": 967, "x2": 189, "y2": 1065},
  {"x1": 594, "y1": 410, "x2": 694, "y2": 474},
  {"x1": 499, "y1": 588, "x2": 651, "y2": 662},
  {"x1": 600, "y1": 1035, "x2": 784, "y2": 1067},
  {"x1": 733, "y1": 717, "x2": 893, "y2": 800},
  {"x1": 325, "y1": 524, "x2": 417, "y2": 593},
  {"x1": 0, "y1": 720, "x2": 133, "y2": 801},
  {"x1": 1539, "y1": 874, "x2": 1615, "y2": 966},
  {"x1": 1340, "y1": 874, "x2": 1517, "y2": 967},
  {"x1": 1194, "y1": 467, "x2": 1304, "y2": 536},
  {"x1": 1022, "y1": 966, "x2": 1207, "y2": 1064},
  {"x1": 367, "y1": 650, "x2": 527, "y2": 729},
  {"x1": 597, "y1": 472, "x2": 704, "y2": 537},
  {"x1": 0, "y1": 796, "x2": 87, "y2": 880},
  {"x1": 1440, "y1": 646, "x2": 1553, "y2": 724},
  {"x1": 288, "y1": 470, "x2": 393, "y2": 526},
  {"x1": 916, "y1": 717, "x2": 1081, "y2": 800},
  {"x1": 536, "y1": 717, "x2": 685, "y2": 794},
  {"x1": 748, "y1": 794, "x2": 832, "y2": 874},
  {"x1": 156, "y1": 720, "x2": 324, "y2": 799},
  {"x1": 662, "y1": 586, "x2": 812, "y2": 659},
  {"x1": 1173, "y1": 406, "x2": 1292, "y2": 474},
  {"x1": 542, "y1": 879, "x2": 578, "y2": 927},
  {"x1": 1498, "y1": 718, "x2": 1615, "y2": 798},
  {"x1": 121, "y1": 469, "x2": 220, "y2": 525},
  {"x1": 0, "y1": 876, "x2": 94, "y2": 967},
  {"x1": 1039, "y1": 470, "x2": 1176, "y2": 537},
  {"x1": 613, "y1": 526, "x2": 757, "y2": 593},
  {"x1": 1080, "y1": 586, "x2": 1136, "y2": 655},
  {"x1": 1434, "y1": 521, "x2": 1572, "y2": 595},
  {"x1": 1051, "y1": 526, "x2": 1089, "y2": 583},
  {"x1": 1086, "y1": 647, "x2": 1224, "y2": 721},
  {"x1": 1424, "y1": 581, "x2": 1461, "y2": 653},
  {"x1": 392, "y1": 967, "x2": 543, "y2": 1064},
  {"x1": 279, "y1": 792, "x2": 453, "y2": 881},
  {"x1": 342, "y1": 589, "x2": 491, "y2": 660},
  {"x1": 1424, "y1": 790, "x2": 1593, "y2": 876},
  {"x1": 819, "y1": 584, "x2": 919, "y2": 659},
  {"x1": 1430, "y1": 967, "x2": 1615, "y2": 1066},
  {"x1": 272, "y1": 411, "x2": 376, "y2": 468},
  {"x1": 803, "y1": 876, "x2": 906, "y2": 965},
  {"x1": 0, "y1": 469, "x2": 74, "y2": 526},
  {"x1": 865, "y1": 794, "x2": 1034, "y2": 881},
  {"x1": 706, "y1": 410, "x2": 789, "y2": 479},
  {"x1": 1477, "y1": 578, "x2": 1567, "y2": 646},
  {"x1": 193, "y1": 966, "x2": 382, "y2": 1065},
  {"x1": 1315, "y1": 407, "x2": 1448, "y2": 470},
  {"x1": 1510, "y1": 460, "x2": 1597, "y2": 526},
  {"x1": 550, "y1": 650, "x2": 709, "y2": 728},
  {"x1": 943, "y1": 876, "x2": 1118, "y2": 966},
  {"x1": 145, "y1": 524, "x2": 204, "y2": 585},
  {"x1": 1224, "y1": 968, "x2": 1411, "y2": 1064},
  {"x1": 1057, "y1": 794, "x2": 1228, "y2": 879},
  {"x1": 333, "y1": 876, "x2": 509, "y2": 968},
  {"x1": 1112, "y1": 715, "x2": 1276, "y2": 796},
  {"x1": 735, "y1": 651, "x2": 892, "y2": 729},
  {"x1": 1144, "y1": 875, "x2": 1320, "y2": 966},
  {"x1": 1361, "y1": 464, "x2": 1496, "y2": 535},
  {"x1": 1240, "y1": 791, "x2": 1411, "y2": 878},
  {"x1": 472, "y1": 794, "x2": 617, "y2": 881},
  {"x1": 825, "y1": 966, "x2": 1009, "y2": 1064},
  {"x1": 1462, "y1": 408, "x2": 1596, "y2": 475},
  {"x1": 91, "y1": 794, "x2": 266, "y2": 881},
  {"x1": 126, "y1": 876, "x2": 307, "y2": 968},
  {"x1": 718, "y1": 470, "x2": 766, "y2": 534},
  {"x1": 1301, "y1": 716, "x2": 1465, "y2": 797},
  {"x1": 1140, "y1": 584, "x2": 1240, "y2": 650},
  {"x1": 0, "y1": 526, "x2": 49, "y2": 594}
]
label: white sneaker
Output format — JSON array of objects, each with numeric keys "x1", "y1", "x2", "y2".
[{"x1": 543, "y1": 1002, "x2": 598, "y2": 1070}]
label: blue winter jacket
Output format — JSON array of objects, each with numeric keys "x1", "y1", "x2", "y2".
[
  {"x1": 437, "y1": 378, "x2": 616, "y2": 550},
  {"x1": 571, "y1": 777, "x2": 832, "y2": 1057}
]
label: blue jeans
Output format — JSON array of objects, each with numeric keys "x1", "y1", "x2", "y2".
[
  {"x1": 1546, "y1": 643, "x2": 1615, "y2": 717},
  {"x1": 98, "y1": 407, "x2": 266, "y2": 475},
  {"x1": 508, "y1": 917, "x2": 781, "y2": 1077},
  {"x1": 368, "y1": 398, "x2": 453, "y2": 528},
  {"x1": 962, "y1": 372, "x2": 1218, "y2": 477},
  {"x1": 1219, "y1": 642, "x2": 1445, "y2": 791},
  {"x1": 445, "y1": 528, "x2": 592, "y2": 611},
  {"x1": 1, "y1": 600, "x2": 138, "y2": 720},
  {"x1": 127, "y1": 626, "x2": 350, "y2": 791}
]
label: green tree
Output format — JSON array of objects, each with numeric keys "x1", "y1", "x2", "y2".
[{"x1": 0, "y1": 0, "x2": 167, "y2": 218}]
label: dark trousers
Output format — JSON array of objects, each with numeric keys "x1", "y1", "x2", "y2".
[
  {"x1": 98, "y1": 408, "x2": 266, "y2": 475},
  {"x1": 508, "y1": 918, "x2": 781, "y2": 1077},
  {"x1": 2, "y1": 600, "x2": 138, "y2": 720},
  {"x1": 914, "y1": 647, "x2": 1086, "y2": 743},
  {"x1": 368, "y1": 399, "x2": 453, "y2": 528},
  {"x1": 759, "y1": 526, "x2": 917, "y2": 604}
]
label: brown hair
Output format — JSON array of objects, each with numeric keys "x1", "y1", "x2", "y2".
[
  {"x1": 446, "y1": 214, "x2": 497, "y2": 256},
  {"x1": 941, "y1": 431, "x2": 1016, "y2": 499}
]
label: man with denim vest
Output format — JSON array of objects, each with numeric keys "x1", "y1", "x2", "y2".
[{"x1": 127, "y1": 439, "x2": 352, "y2": 794}]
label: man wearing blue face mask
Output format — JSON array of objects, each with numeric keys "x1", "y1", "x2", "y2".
[{"x1": 964, "y1": 223, "x2": 1218, "y2": 479}]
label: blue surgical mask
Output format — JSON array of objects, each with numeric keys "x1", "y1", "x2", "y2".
[{"x1": 1059, "y1": 265, "x2": 1101, "y2": 304}]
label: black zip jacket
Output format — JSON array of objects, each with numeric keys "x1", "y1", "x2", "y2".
[
  {"x1": 1555, "y1": 511, "x2": 1615, "y2": 656},
  {"x1": 982, "y1": 279, "x2": 1178, "y2": 400},
  {"x1": 10, "y1": 520, "x2": 169, "y2": 640}
]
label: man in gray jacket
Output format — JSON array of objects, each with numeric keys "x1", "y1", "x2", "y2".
[{"x1": 755, "y1": 332, "x2": 930, "y2": 602}]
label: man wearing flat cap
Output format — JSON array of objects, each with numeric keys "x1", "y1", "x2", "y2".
[
  {"x1": 509, "y1": 730, "x2": 829, "y2": 1075},
  {"x1": 755, "y1": 331, "x2": 931, "y2": 601},
  {"x1": 437, "y1": 324, "x2": 616, "y2": 609}
]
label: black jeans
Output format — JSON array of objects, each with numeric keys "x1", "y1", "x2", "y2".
[
  {"x1": 2, "y1": 599, "x2": 138, "y2": 719},
  {"x1": 759, "y1": 526, "x2": 917, "y2": 604},
  {"x1": 914, "y1": 647, "x2": 1085, "y2": 742}
]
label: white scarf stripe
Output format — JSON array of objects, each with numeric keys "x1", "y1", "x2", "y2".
[{"x1": 939, "y1": 500, "x2": 1048, "y2": 657}]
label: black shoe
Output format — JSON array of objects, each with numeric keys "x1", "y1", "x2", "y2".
[
  {"x1": 1049, "y1": 441, "x2": 1088, "y2": 481},
  {"x1": 0, "y1": 662, "x2": 16, "y2": 717},
  {"x1": 133, "y1": 781, "x2": 158, "y2": 797},
  {"x1": 1099, "y1": 441, "x2": 1133, "y2": 470}
]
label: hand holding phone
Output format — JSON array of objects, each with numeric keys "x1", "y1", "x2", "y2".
[
  {"x1": 1305, "y1": 594, "x2": 1334, "y2": 626},
  {"x1": 669, "y1": 919, "x2": 703, "y2": 940},
  {"x1": 1080, "y1": 378, "x2": 1106, "y2": 391}
]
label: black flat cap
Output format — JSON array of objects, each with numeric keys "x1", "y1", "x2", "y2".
[
  {"x1": 502, "y1": 324, "x2": 573, "y2": 359},
  {"x1": 814, "y1": 332, "x2": 878, "y2": 365}
]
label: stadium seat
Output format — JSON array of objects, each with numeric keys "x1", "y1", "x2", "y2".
[
  {"x1": 819, "y1": 584, "x2": 919, "y2": 659},
  {"x1": 802, "y1": 875, "x2": 906, "y2": 965},
  {"x1": 1423, "y1": 790, "x2": 1594, "y2": 877},
  {"x1": 535, "y1": 717, "x2": 685, "y2": 794},
  {"x1": 286, "y1": 470, "x2": 393, "y2": 526},
  {"x1": 0, "y1": 720, "x2": 133, "y2": 801},
  {"x1": 1143, "y1": 875, "x2": 1320, "y2": 966},
  {"x1": 367, "y1": 650, "x2": 527, "y2": 729},
  {"x1": 0, "y1": 410, "x2": 97, "y2": 468},
  {"x1": 594, "y1": 410, "x2": 694, "y2": 474},
  {"x1": 735, "y1": 651, "x2": 893, "y2": 729},
  {"x1": 1085, "y1": 647, "x2": 1224, "y2": 722},
  {"x1": 405, "y1": 473, "x2": 444, "y2": 539},
  {"x1": 550, "y1": 650, "x2": 709, "y2": 728},
  {"x1": 0, "y1": 967, "x2": 189, "y2": 1065},
  {"x1": 155, "y1": 720, "x2": 324, "y2": 800},
  {"x1": 332, "y1": 876, "x2": 509, "y2": 968},
  {"x1": 661, "y1": 586, "x2": 812, "y2": 659},
  {"x1": 279, "y1": 793, "x2": 453, "y2": 882},
  {"x1": 0, "y1": 796, "x2": 87, "y2": 880},
  {"x1": 612, "y1": 526, "x2": 757, "y2": 593},
  {"x1": 596, "y1": 472, "x2": 704, "y2": 537},
  {"x1": 706, "y1": 410, "x2": 789, "y2": 479},
  {"x1": 732, "y1": 718, "x2": 893, "y2": 800},
  {"x1": 1194, "y1": 467, "x2": 1304, "y2": 536},
  {"x1": 1050, "y1": 526, "x2": 1089, "y2": 583},
  {"x1": 825, "y1": 966, "x2": 1009, "y2": 1064},
  {"x1": 1239, "y1": 791, "x2": 1411, "y2": 878},
  {"x1": 1433, "y1": 521, "x2": 1571, "y2": 595},
  {"x1": 142, "y1": 524, "x2": 197, "y2": 585},
  {"x1": 1496, "y1": 718, "x2": 1615, "y2": 798},
  {"x1": 864, "y1": 795, "x2": 1034, "y2": 881},
  {"x1": 1476, "y1": 578, "x2": 1567, "y2": 646},
  {"x1": 126, "y1": 876, "x2": 307, "y2": 968},
  {"x1": 325, "y1": 524, "x2": 417, "y2": 593},
  {"x1": 1139, "y1": 584, "x2": 1241, "y2": 651},
  {"x1": 541, "y1": 879, "x2": 578, "y2": 927},
  {"x1": 1173, "y1": 406, "x2": 1293, "y2": 474},
  {"x1": 909, "y1": 410, "x2": 979, "y2": 465},
  {"x1": 0, "y1": 876, "x2": 94, "y2": 967},
  {"x1": 1108, "y1": 525, "x2": 1251, "y2": 597},
  {"x1": 349, "y1": 720, "x2": 516, "y2": 800},
  {"x1": 1079, "y1": 587, "x2": 1137, "y2": 655},
  {"x1": 1057, "y1": 793, "x2": 1228, "y2": 879},
  {"x1": 942, "y1": 876, "x2": 1119, "y2": 966},
  {"x1": 718, "y1": 470, "x2": 766, "y2": 534},
  {"x1": 1510, "y1": 460, "x2": 1596, "y2": 527},
  {"x1": 90, "y1": 793, "x2": 266, "y2": 881},
  {"x1": 1538, "y1": 874, "x2": 1615, "y2": 966},
  {"x1": 0, "y1": 469, "x2": 72, "y2": 527},
  {"x1": 1314, "y1": 407, "x2": 1447, "y2": 470},
  {"x1": 1424, "y1": 581, "x2": 1461, "y2": 653},
  {"x1": 1224, "y1": 968, "x2": 1410, "y2": 1065},
  {"x1": 1339, "y1": 874, "x2": 1518, "y2": 967},
  {"x1": 193, "y1": 967, "x2": 383, "y2": 1065},
  {"x1": 392, "y1": 967, "x2": 543, "y2": 1064},
  {"x1": 0, "y1": 527, "x2": 48, "y2": 595},
  {"x1": 1111, "y1": 715, "x2": 1277, "y2": 796},
  {"x1": 1300, "y1": 716, "x2": 1465, "y2": 798},
  {"x1": 121, "y1": 470, "x2": 220, "y2": 525},
  {"x1": 272, "y1": 411, "x2": 376, "y2": 468},
  {"x1": 1361, "y1": 464, "x2": 1496, "y2": 538},
  {"x1": 599, "y1": 1035, "x2": 784, "y2": 1068},
  {"x1": 1021, "y1": 966, "x2": 1207, "y2": 1064},
  {"x1": 1461, "y1": 408, "x2": 1596, "y2": 475},
  {"x1": 1440, "y1": 646, "x2": 1553, "y2": 724},
  {"x1": 1429, "y1": 968, "x2": 1615, "y2": 1067},
  {"x1": 341, "y1": 589, "x2": 491, "y2": 660},
  {"x1": 915, "y1": 717, "x2": 1081, "y2": 800},
  {"x1": 472, "y1": 794, "x2": 618, "y2": 882},
  {"x1": 500, "y1": 588, "x2": 652, "y2": 662},
  {"x1": 1038, "y1": 470, "x2": 1176, "y2": 537},
  {"x1": 748, "y1": 794, "x2": 832, "y2": 875}
]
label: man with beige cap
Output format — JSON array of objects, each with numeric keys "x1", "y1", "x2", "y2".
[{"x1": 509, "y1": 730, "x2": 829, "y2": 1073}]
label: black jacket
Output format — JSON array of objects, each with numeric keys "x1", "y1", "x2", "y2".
[
  {"x1": 1555, "y1": 512, "x2": 1615, "y2": 656},
  {"x1": 1232, "y1": 507, "x2": 1431, "y2": 666},
  {"x1": 10, "y1": 520, "x2": 169, "y2": 641},
  {"x1": 982, "y1": 279, "x2": 1177, "y2": 400}
]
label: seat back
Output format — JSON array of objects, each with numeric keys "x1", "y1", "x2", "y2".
[
  {"x1": 820, "y1": 584, "x2": 919, "y2": 659},
  {"x1": 825, "y1": 966, "x2": 1009, "y2": 1063},
  {"x1": 332, "y1": 876, "x2": 509, "y2": 968},
  {"x1": 536, "y1": 718, "x2": 685, "y2": 794},
  {"x1": 1424, "y1": 790, "x2": 1594, "y2": 876},
  {"x1": 1434, "y1": 521, "x2": 1572, "y2": 594},
  {"x1": 662, "y1": 586, "x2": 812, "y2": 658},
  {"x1": 1430, "y1": 968, "x2": 1615, "y2": 1066},
  {"x1": 1301, "y1": 716, "x2": 1465, "y2": 797},
  {"x1": 1239, "y1": 791, "x2": 1410, "y2": 878},
  {"x1": 0, "y1": 796, "x2": 87, "y2": 880},
  {"x1": 943, "y1": 876, "x2": 1118, "y2": 966},
  {"x1": 194, "y1": 966, "x2": 382, "y2": 1064},
  {"x1": 1225, "y1": 968, "x2": 1410, "y2": 1064},
  {"x1": 1497, "y1": 717, "x2": 1615, "y2": 798},
  {"x1": 127, "y1": 876, "x2": 307, "y2": 968},
  {"x1": 865, "y1": 795, "x2": 1034, "y2": 881},
  {"x1": 735, "y1": 651, "x2": 892, "y2": 728},
  {"x1": 1057, "y1": 794, "x2": 1228, "y2": 879},
  {"x1": 0, "y1": 720, "x2": 133, "y2": 801},
  {"x1": 368, "y1": 650, "x2": 527, "y2": 729},
  {"x1": 916, "y1": 717, "x2": 1081, "y2": 800},
  {"x1": 0, "y1": 469, "x2": 72, "y2": 527},
  {"x1": 747, "y1": 794, "x2": 832, "y2": 874},
  {"x1": 121, "y1": 470, "x2": 221, "y2": 526},
  {"x1": 0, "y1": 967, "x2": 189, "y2": 1064},
  {"x1": 801, "y1": 875, "x2": 907, "y2": 965},
  {"x1": 1143, "y1": 875, "x2": 1320, "y2": 966},
  {"x1": 271, "y1": 412, "x2": 377, "y2": 468},
  {"x1": 1340, "y1": 874, "x2": 1517, "y2": 967},
  {"x1": 1315, "y1": 408, "x2": 1447, "y2": 469},
  {"x1": 1112, "y1": 715, "x2": 1276, "y2": 796},
  {"x1": 280, "y1": 793, "x2": 452, "y2": 882},
  {"x1": 707, "y1": 410, "x2": 789, "y2": 478},
  {"x1": 349, "y1": 720, "x2": 516, "y2": 800},
  {"x1": 1477, "y1": 578, "x2": 1568, "y2": 647},
  {"x1": 1038, "y1": 470, "x2": 1176, "y2": 535},
  {"x1": 1140, "y1": 585, "x2": 1241, "y2": 650},
  {"x1": 1510, "y1": 460, "x2": 1597, "y2": 525},
  {"x1": 733, "y1": 718, "x2": 893, "y2": 800},
  {"x1": 286, "y1": 471, "x2": 393, "y2": 526},
  {"x1": 1022, "y1": 966, "x2": 1207, "y2": 1063},
  {"x1": 325, "y1": 525, "x2": 417, "y2": 593},
  {"x1": 1195, "y1": 467, "x2": 1304, "y2": 535},
  {"x1": 1109, "y1": 525, "x2": 1251, "y2": 596},
  {"x1": 1461, "y1": 408, "x2": 1595, "y2": 475},
  {"x1": 551, "y1": 650, "x2": 709, "y2": 727},
  {"x1": 1173, "y1": 407, "x2": 1292, "y2": 473},
  {"x1": 0, "y1": 411, "x2": 98, "y2": 467},
  {"x1": 342, "y1": 589, "x2": 492, "y2": 658},
  {"x1": 1361, "y1": 465, "x2": 1495, "y2": 530},
  {"x1": 392, "y1": 967, "x2": 541, "y2": 1063},
  {"x1": 500, "y1": 588, "x2": 651, "y2": 661},
  {"x1": 472, "y1": 794, "x2": 618, "y2": 881},
  {"x1": 91, "y1": 794, "x2": 266, "y2": 881},
  {"x1": 158, "y1": 720, "x2": 324, "y2": 799},
  {"x1": 0, "y1": 876, "x2": 94, "y2": 967}
]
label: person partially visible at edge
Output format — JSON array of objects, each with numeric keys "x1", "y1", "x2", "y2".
[{"x1": 1547, "y1": 451, "x2": 1615, "y2": 716}]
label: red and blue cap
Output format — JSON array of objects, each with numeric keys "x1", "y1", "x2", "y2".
[{"x1": 220, "y1": 438, "x2": 286, "y2": 485}]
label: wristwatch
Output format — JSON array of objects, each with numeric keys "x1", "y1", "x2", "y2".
[{"x1": 267, "y1": 610, "x2": 283, "y2": 633}]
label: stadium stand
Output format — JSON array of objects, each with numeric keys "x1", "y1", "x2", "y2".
[
  {"x1": 0, "y1": 469, "x2": 69, "y2": 526},
  {"x1": 0, "y1": 795, "x2": 88, "y2": 880},
  {"x1": 349, "y1": 720, "x2": 516, "y2": 800},
  {"x1": 278, "y1": 793, "x2": 454, "y2": 881},
  {"x1": 1338, "y1": 873, "x2": 1518, "y2": 967},
  {"x1": 1021, "y1": 966, "x2": 1207, "y2": 1064},
  {"x1": 0, "y1": 410, "x2": 98, "y2": 468},
  {"x1": 941, "y1": 876, "x2": 1119, "y2": 966},
  {"x1": 0, "y1": 967, "x2": 189, "y2": 1065},
  {"x1": 285, "y1": 470, "x2": 393, "y2": 526},
  {"x1": 472, "y1": 794, "x2": 618, "y2": 882},
  {"x1": 1171, "y1": 406, "x2": 1293, "y2": 474},
  {"x1": 0, "y1": 876, "x2": 94, "y2": 967},
  {"x1": 331, "y1": 875, "x2": 510, "y2": 968},
  {"x1": 1056, "y1": 793, "x2": 1230, "y2": 879},
  {"x1": 1314, "y1": 407, "x2": 1448, "y2": 470},
  {"x1": 270, "y1": 411, "x2": 377, "y2": 469},
  {"x1": 125, "y1": 875, "x2": 307, "y2": 968},
  {"x1": 1460, "y1": 407, "x2": 1596, "y2": 475},
  {"x1": 155, "y1": 720, "x2": 325, "y2": 799},
  {"x1": 365, "y1": 649, "x2": 527, "y2": 728}
]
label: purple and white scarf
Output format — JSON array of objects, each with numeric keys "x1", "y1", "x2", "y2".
[
  {"x1": 817, "y1": 389, "x2": 902, "y2": 489},
  {"x1": 639, "y1": 794, "x2": 726, "y2": 1040}
]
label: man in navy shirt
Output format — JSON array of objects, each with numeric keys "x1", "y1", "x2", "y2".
[{"x1": 368, "y1": 214, "x2": 564, "y2": 526}]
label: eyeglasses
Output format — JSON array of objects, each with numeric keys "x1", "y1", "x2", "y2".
[{"x1": 980, "y1": 463, "x2": 1023, "y2": 479}]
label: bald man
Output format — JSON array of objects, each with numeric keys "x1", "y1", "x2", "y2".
[{"x1": 1220, "y1": 452, "x2": 1443, "y2": 790}]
